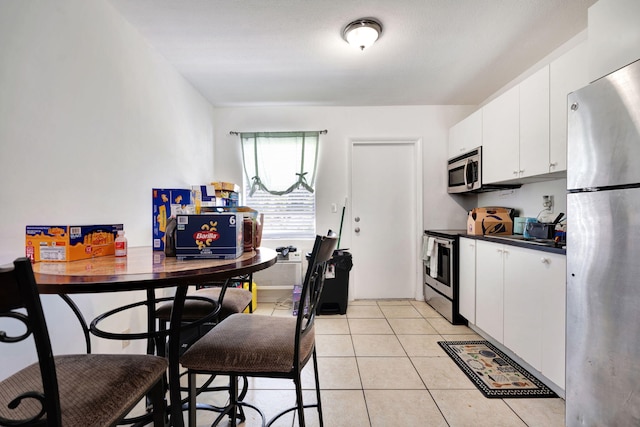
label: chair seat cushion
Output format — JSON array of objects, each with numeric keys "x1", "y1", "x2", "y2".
[
  {"x1": 156, "y1": 287, "x2": 253, "y2": 321},
  {"x1": 180, "y1": 313, "x2": 315, "y2": 374},
  {"x1": 0, "y1": 354, "x2": 167, "y2": 426}
]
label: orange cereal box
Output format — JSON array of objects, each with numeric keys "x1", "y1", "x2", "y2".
[{"x1": 25, "y1": 224, "x2": 123, "y2": 262}]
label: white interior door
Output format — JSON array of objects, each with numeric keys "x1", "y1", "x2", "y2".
[{"x1": 350, "y1": 140, "x2": 419, "y2": 299}]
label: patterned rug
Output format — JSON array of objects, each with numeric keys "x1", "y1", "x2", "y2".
[{"x1": 438, "y1": 340, "x2": 557, "y2": 398}]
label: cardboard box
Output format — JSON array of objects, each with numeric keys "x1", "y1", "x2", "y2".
[
  {"x1": 26, "y1": 224, "x2": 123, "y2": 262},
  {"x1": 152, "y1": 188, "x2": 193, "y2": 251},
  {"x1": 191, "y1": 185, "x2": 217, "y2": 212},
  {"x1": 242, "y1": 281, "x2": 257, "y2": 313},
  {"x1": 467, "y1": 207, "x2": 513, "y2": 235},
  {"x1": 174, "y1": 213, "x2": 243, "y2": 259},
  {"x1": 212, "y1": 181, "x2": 240, "y2": 192}
]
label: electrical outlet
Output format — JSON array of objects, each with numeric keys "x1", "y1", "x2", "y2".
[
  {"x1": 542, "y1": 195, "x2": 554, "y2": 213},
  {"x1": 122, "y1": 328, "x2": 130, "y2": 349}
]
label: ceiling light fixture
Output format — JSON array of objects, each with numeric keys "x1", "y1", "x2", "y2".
[{"x1": 342, "y1": 18, "x2": 383, "y2": 51}]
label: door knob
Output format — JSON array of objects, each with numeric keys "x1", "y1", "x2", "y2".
[
  {"x1": 354, "y1": 217, "x2": 360, "y2": 222},
  {"x1": 355, "y1": 227, "x2": 361, "y2": 233}
]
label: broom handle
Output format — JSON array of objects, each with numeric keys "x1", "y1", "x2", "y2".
[{"x1": 337, "y1": 205, "x2": 345, "y2": 249}]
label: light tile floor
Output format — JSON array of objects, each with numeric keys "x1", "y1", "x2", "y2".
[{"x1": 186, "y1": 299, "x2": 566, "y2": 427}]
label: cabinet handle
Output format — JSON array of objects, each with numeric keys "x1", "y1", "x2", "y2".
[
  {"x1": 541, "y1": 257, "x2": 550, "y2": 264},
  {"x1": 513, "y1": 170, "x2": 519, "y2": 175},
  {"x1": 550, "y1": 162, "x2": 558, "y2": 167},
  {"x1": 519, "y1": 169, "x2": 524, "y2": 175},
  {"x1": 497, "y1": 249, "x2": 503, "y2": 253}
]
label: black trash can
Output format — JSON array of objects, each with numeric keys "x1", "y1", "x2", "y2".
[{"x1": 318, "y1": 250, "x2": 353, "y2": 315}]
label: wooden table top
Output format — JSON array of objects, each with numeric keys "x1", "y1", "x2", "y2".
[{"x1": 32, "y1": 246, "x2": 277, "y2": 294}]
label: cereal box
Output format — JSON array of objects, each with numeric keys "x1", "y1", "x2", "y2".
[
  {"x1": 25, "y1": 224, "x2": 123, "y2": 262},
  {"x1": 152, "y1": 188, "x2": 193, "y2": 251},
  {"x1": 174, "y1": 213, "x2": 243, "y2": 259}
]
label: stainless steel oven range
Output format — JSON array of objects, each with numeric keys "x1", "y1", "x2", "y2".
[{"x1": 423, "y1": 230, "x2": 466, "y2": 325}]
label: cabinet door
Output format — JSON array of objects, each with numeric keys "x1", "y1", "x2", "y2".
[
  {"x1": 449, "y1": 109, "x2": 483, "y2": 159},
  {"x1": 550, "y1": 42, "x2": 588, "y2": 173},
  {"x1": 475, "y1": 240, "x2": 504, "y2": 342},
  {"x1": 519, "y1": 65, "x2": 550, "y2": 179},
  {"x1": 503, "y1": 246, "x2": 543, "y2": 371},
  {"x1": 540, "y1": 252, "x2": 566, "y2": 389},
  {"x1": 482, "y1": 86, "x2": 519, "y2": 184},
  {"x1": 458, "y1": 238, "x2": 476, "y2": 323}
]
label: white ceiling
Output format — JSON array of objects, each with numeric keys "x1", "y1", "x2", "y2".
[{"x1": 107, "y1": 0, "x2": 597, "y2": 107}]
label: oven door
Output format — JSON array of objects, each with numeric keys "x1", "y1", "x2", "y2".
[
  {"x1": 447, "y1": 149, "x2": 481, "y2": 193},
  {"x1": 424, "y1": 237, "x2": 454, "y2": 299}
]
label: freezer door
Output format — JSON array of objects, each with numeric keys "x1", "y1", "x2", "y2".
[
  {"x1": 566, "y1": 189, "x2": 640, "y2": 426},
  {"x1": 567, "y1": 59, "x2": 640, "y2": 190}
]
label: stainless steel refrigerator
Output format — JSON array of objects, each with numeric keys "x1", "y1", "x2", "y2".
[{"x1": 566, "y1": 59, "x2": 640, "y2": 426}]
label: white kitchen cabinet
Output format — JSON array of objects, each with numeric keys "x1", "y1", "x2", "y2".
[
  {"x1": 458, "y1": 237, "x2": 476, "y2": 323},
  {"x1": 483, "y1": 67, "x2": 553, "y2": 184},
  {"x1": 475, "y1": 239, "x2": 566, "y2": 389},
  {"x1": 519, "y1": 65, "x2": 550, "y2": 179},
  {"x1": 550, "y1": 42, "x2": 588, "y2": 173},
  {"x1": 540, "y1": 252, "x2": 566, "y2": 389},
  {"x1": 503, "y1": 245, "x2": 545, "y2": 371},
  {"x1": 474, "y1": 240, "x2": 505, "y2": 342},
  {"x1": 482, "y1": 86, "x2": 519, "y2": 184},
  {"x1": 588, "y1": 0, "x2": 640, "y2": 82},
  {"x1": 448, "y1": 109, "x2": 482, "y2": 159}
]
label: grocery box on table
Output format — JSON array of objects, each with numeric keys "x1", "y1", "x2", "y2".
[
  {"x1": 467, "y1": 207, "x2": 513, "y2": 235},
  {"x1": 152, "y1": 188, "x2": 193, "y2": 251},
  {"x1": 26, "y1": 224, "x2": 123, "y2": 262},
  {"x1": 174, "y1": 213, "x2": 243, "y2": 259}
]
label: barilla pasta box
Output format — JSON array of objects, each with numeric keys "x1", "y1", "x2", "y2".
[
  {"x1": 152, "y1": 188, "x2": 193, "y2": 251},
  {"x1": 174, "y1": 213, "x2": 243, "y2": 260},
  {"x1": 25, "y1": 224, "x2": 123, "y2": 262}
]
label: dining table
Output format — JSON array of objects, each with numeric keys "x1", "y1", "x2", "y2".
[{"x1": 32, "y1": 245, "x2": 278, "y2": 427}]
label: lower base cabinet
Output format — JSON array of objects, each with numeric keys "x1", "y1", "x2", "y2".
[{"x1": 474, "y1": 240, "x2": 566, "y2": 389}]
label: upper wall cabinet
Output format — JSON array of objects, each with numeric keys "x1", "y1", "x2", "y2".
[
  {"x1": 550, "y1": 42, "x2": 589, "y2": 173},
  {"x1": 448, "y1": 109, "x2": 482, "y2": 159},
  {"x1": 588, "y1": 0, "x2": 640, "y2": 82},
  {"x1": 519, "y1": 66, "x2": 551, "y2": 179},
  {"x1": 482, "y1": 85, "x2": 520, "y2": 184},
  {"x1": 483, "y1": 65, "x2": 551, "y2": 185}
]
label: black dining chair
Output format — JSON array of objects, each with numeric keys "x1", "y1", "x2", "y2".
[
  {"x1": 0, "y1": 257, "x2": 168, "y2": 427},
  {"x1": 180, "y1": 235, "x2": 337, "y2": 427}
]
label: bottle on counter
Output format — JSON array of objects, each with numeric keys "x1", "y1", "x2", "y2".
[{"x1": 115, "y1": 230, "x2": 128, "y2": 257}]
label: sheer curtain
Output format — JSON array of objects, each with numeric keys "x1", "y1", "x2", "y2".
[{"x1": 240, "y1": 131, "x2": 320, "y2": 196}]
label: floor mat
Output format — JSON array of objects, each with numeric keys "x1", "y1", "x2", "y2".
[{"x1": 438, "y1": 340, "x2": 557, "y2": 398}]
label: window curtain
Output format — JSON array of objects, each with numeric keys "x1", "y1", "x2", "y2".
[{"x1": 240, "y1": 131, "x2": 320, "y2": 196}]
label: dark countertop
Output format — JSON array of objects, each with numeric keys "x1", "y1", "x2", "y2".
[{"x1": 425, "y1": 229, "x2": 566, "y2": 255}]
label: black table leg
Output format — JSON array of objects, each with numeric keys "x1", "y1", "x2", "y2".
[{"x1": 168, "y1": 285, "x2": 188, "y2": 427}]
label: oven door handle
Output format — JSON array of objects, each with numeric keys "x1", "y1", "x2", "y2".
[{"x1": 433, "y1": 238, "x2": 453, "y2": 249}]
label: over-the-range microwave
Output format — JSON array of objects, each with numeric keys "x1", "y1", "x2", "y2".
[{"x1": 447, "y1": 147, "x2": 520, "y2": 194}]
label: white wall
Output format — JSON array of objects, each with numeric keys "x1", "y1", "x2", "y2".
[
  {"x1": 478, "y1": 179, "x2": 567, "y2": 222},
  {"x1": 213, "y1": 105, "x2": 477, "y2": 259},
  {"x1": 0, "y1": 0, "x2": 214, "y2": 379}
]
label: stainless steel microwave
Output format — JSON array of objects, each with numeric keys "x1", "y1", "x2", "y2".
[
  {"x1": 448, "y1": 147, "x2": 482, "y2": 193},
  {"x1": 447, "y1": 147, "x2": 520, "y2": 194}
]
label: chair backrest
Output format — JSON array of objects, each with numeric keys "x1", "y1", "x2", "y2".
[
  {"x1": 0, "y1": 257, "x2": 62, "y2": 425},
  {"x1": 293, "y1": 235, "x2": 337, "y2": 366}
]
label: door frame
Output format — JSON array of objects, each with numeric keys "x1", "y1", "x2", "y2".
[{"x1": 348, "y1": 137, "x2": 424, "y2": 300}]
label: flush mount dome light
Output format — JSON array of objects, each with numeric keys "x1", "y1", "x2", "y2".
[{"x1": 343, "y1": 18, "x2": 382, "y2": 51}]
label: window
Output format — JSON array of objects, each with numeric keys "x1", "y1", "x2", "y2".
[
  {"x1": 244, "y1": 184, "x2": 315, "y2": 239},
  {"x1": 240, "y1": 131, "x2": 320, "y2": 239}
]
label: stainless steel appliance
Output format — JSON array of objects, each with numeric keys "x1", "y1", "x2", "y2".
[
  {"x1": 423, "y1": 230, "x2": 466, "y2": 324},
  {"x1": 447, "y1": 147, "x2": 520, "y2": 194},
  {"x1": 566, "y1": 59, "x2": 640, "y2": 426}
]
